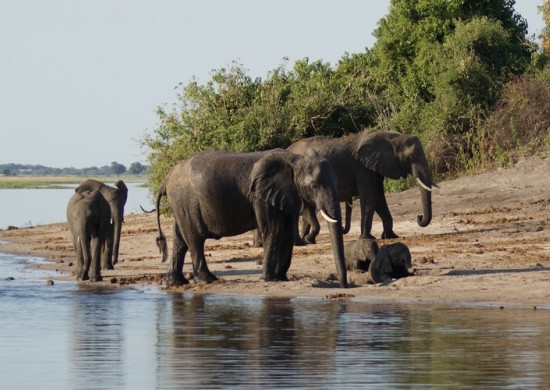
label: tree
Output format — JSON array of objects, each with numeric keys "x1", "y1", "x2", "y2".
[
  {"x1": 128, "y1": 162, "x2": 147, "y2": 175},
  {"x1": 542, "y1": 0, "x2": 550, "y2": 51},
  {"x1": 110, "y1": 162, "x2": 126, "y2": 176},
  {"x1": 368, "y1": 0, "x2": 531, "y2": 137}
]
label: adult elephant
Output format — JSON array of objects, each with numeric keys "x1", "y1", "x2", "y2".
[
  {"x1": 66, "y1": 190, "x2": 110, "y2": 281},
  {"x1": 75, "y1": 179, "x2": 128, "y2": 269},
  {"x1": 155, "y1": 149, "x2": 348, "y2": 288},
  {"x1": 287, "y1": 130, "x2": 433, "y2": 242}
]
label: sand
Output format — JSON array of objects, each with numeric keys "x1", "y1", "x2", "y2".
[{"x1": 2, "y1": 155, "x2": 550, "y2": 309}]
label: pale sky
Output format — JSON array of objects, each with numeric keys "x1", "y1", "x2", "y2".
[{"x1": 0, "y1": 1, "x2": 545, "y2": 168}]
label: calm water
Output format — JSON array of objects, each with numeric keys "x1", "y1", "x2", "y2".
[
  {"x1": 1, "y1": 252, "x2": 550, "y2": 389},
  {"x1": 2, "y1": 188, "x2": 550, "y2": 388},
  {"x1": 0, "y1": 183, "x2": 153, "y2": 228}
]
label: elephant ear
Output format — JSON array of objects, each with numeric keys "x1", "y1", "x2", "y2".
[
  {"x1": 354, "y1": 132, "x2": 403, "y2": 179},
  {"x1": 114, "y1": 180, "x2": 128, "y2": 206},
  {"x1": 249, "y1": 154, "x2": 303, "y2": 215}
]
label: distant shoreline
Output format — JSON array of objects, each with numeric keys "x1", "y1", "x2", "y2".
[{"x1": 0, "y1": 175, "x2": 147, "y2": 189}]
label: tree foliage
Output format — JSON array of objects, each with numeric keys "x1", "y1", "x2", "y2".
[{"x1": 144, "y1": 0, "x2": 534, "y2": 191}]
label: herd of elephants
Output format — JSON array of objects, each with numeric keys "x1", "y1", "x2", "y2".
[{"x1": 66, "y1": 130, "x2": 433, "y2": 289}]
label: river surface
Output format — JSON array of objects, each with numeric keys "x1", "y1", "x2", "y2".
[
  {"x1": 1, "y1": 251, "x2": 550, "y2": 389},
  {"x1": 2, "y1": 188, "x2": 550, "y2": 388},
  {"x1": 0, "y1": 182, "x2": 152, "y2": 228}
]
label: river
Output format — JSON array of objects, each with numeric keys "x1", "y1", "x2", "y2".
[{"x1": 1, "y1": 187, "x2": 550, "y2": 388}]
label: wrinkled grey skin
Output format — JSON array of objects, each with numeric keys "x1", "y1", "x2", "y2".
[
  {"x1": 156, "y1": 149, "x2": 348, "y2": 288},
  {"x1": 368, "y1": 243, "x2": 413, "y2": 284},
  {"x1": 75, "y1": 179, "x2": 128, "y2": 269},
  {"x1": 66, "y1": 190, "x2": 110, "y2": 281},
  {"x1": 287, "y1": 131, "x2": 433, "y2": 242},
  {"x1": 344, "y1": 238, "x2": 379, "y2": 272}
]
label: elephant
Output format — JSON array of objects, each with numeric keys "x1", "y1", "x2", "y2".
[
  {"x1": 75, "y1": 179, "x2": 128, "y2": 269},
  {"x1": 367, "y1": 242, "x2": 414, "y2": 284},
  {"x1": 155, "y1": 149, "x2": 348, "y2": 288},
  {"x1": 287, "y1": 130, "x2": 433, "y2": 242},
  {"x1": 344, "y1": 238, "x2": 379, "y2": 272},
  {"x1": 66, "y1": 189, "x2": 111, "y2": 281}
]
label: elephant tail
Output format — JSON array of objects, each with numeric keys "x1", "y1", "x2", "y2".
[{"x1": 156, "y1": 184, "x2": 168, "y2": 263}]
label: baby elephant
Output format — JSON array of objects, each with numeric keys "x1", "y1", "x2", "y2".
[
  {"x1": 66, "y1": 189, "x2": 110, "y2": 282},
  {"x1": 368, "y1": 242, "x2": 414, "y2": 284},
  {"x1": 344, "y1": 238, "x2": 379, "y2": 272}
]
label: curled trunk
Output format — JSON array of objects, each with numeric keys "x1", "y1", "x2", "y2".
[{"x1": 416, "y1": 187, "x2": 432, "y2": 227}]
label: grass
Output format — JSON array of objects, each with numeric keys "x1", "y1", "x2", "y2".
[{"x1": 0, "y1": 176, "x2": 147, "y2": 189}]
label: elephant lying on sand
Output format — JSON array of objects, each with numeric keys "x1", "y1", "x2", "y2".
[
  {"x1": 156, "y1": 149, "x2": 348, "y2": 288},
  {"x1": 75, "y1": 179, "x2": 128, "y2": 269},
  {"x1": 368, "y1": 242, "x2": 414, "y2": 284},
  {"x1": 66, "y1": 190, "x2": 110, "y2": 281},
  {"x1": 344, "y1": 238, "x2": 379, "y2": 272},
  {"x1": 287, "y1": 131, "x2": 433, "y2": 242}
]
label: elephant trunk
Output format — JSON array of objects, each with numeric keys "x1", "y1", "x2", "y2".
[
  {"x1": 412, "y1": 164, "x2": 433, "y2": 228},
  {"x1": 417, "y1": 186, "x2": 432, "y2": 227},
  {"x1": 112, "y1": 211, "x2": 123, "y2": 265},
  {"x1": 319, "y1": 198, "x2": 348, "y2": 288},
  {"x1": 342, "y1": 199, "x2": 352, "y2": 234}
]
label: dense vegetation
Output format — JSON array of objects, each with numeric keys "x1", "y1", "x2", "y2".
[{"x1": 143, "y1": 0, "x2": 550, "y2": 194}]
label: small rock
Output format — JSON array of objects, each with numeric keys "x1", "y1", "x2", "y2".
[
  {"x1": 110, "y1": 277, "x2": 118, "y2": 284},
  {"x1": 5, "y1": 276, "x2": 15, "y2": 281},
  {"x1": 45, "y1": 279, "x2": 54, "y2": 286}
]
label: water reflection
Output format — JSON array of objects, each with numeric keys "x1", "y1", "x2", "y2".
[
  {"x1": 69, "y1": 286, "x2": 125, "y2": 390},
  {"x1": 2, "y1": 252, "x2": 550, "y2": 389}
]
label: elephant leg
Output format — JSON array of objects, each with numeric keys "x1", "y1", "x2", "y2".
[
  {"x1": 90, "y1": 236, "x2": 103, "y2": 282},
  {"x1": 101, "y1": 224, "x2": 114, "y2": 270},
  {"x1": 297, "y1": 216, "x2": 310, "y2": 246},
  {"x1": 274, "y1": 215, "x2": 295, "y2": 279},
  {"x1": 260, "y1": 211, "x2": 294, "y2": 282},
  {"x1": 359, "y1": 196, "x2": 376, "y2": 240},
  {"x1": 343, "y1": 199, "x2": 353, "y2": 234},
  {"x1": 179, "y1": 221, "x2": 217, "y2": 283},
  {"x1": 75, "y1": 236, "x2": 84, "y2": 280},
  {"x1": 302, "y1": 206, "x2": 320, "y2": 244},
  {"x1": 252, "y1": 229, "x2": 263, "y2": 248},
  {"x1": 187, "y1": 237, "x2": 217, "y2": 283},
  {"x1": 80, "y1": 239, "x2": 92, "y2": 281},
  {"x1": 373, "y1": 176, "x2": 398, "y2": 239},
  {"x1": 166, "y1": 223, "x2": 190, "y2": 287}
]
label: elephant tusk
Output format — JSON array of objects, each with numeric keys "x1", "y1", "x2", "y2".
[
  {"x1": 416, "y1": 178, "x2": 432, "y2": 192},
  {"x1": 345, "y1": 201, "x2": 353, "y2": 208},
  {"x1": 320, "y1": 209, "x2": 338, "y2": 224}
]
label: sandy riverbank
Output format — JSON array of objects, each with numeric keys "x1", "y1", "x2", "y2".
[{"x1": 2, "y1": 155, "x2": 550, "y2": 309}]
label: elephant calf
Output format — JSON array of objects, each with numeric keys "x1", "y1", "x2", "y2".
[
  {"x1": 66, "y1": 189, "x2": 110, "y2": 282},
  {"x1": 344, "y1": 238, "x2": 379, "y2": 272},
  {"x1": 368, "y1": 242, "x2": 414, "y2": 284}
]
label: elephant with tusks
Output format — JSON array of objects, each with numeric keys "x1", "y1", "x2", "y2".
[
  {"x1": 287, "y1": 131, "x2": 433, "y2": 243},
  {"x1": 155, "y1": 149, "x2": 348, "y2": 288}
]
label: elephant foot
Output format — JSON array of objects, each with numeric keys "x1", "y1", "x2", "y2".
[
  {"x1": 165, "y1": 272, "x2": 190, "y2": 287},
  {"x1": 381, "y1": 230, "x2": 399, "y2": 239},
  {"x1": 103, "y1": 264, "x2": 114, "y2": 270},
  {"x1": 262, "y1": 274, "x2": 289, "y2": 282},
  {"x1": 360, "y1": 233, "x2": 376, "y2": 240},
  {"x1": 195, "y1": 271, "x2": 218, "y2": 284},
  {"x1": 80, "y1": 273, "x2": 89, "y2": 281},
  {"x1": 294, "y1": 237, "x2": 307, "y2": 246},
  {"x1": 90, "y1": 275, "x2": 103, "y2": 282}
]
